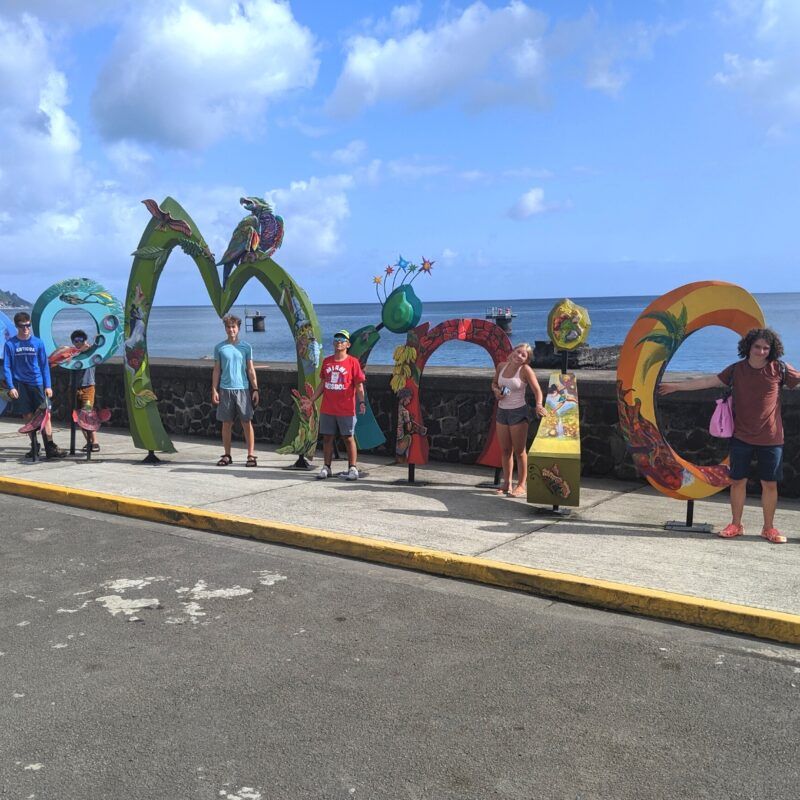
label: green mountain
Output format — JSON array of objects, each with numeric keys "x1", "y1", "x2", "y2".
[{"x1": 0, "y1": 289, "x2": 31, "y2": 308}]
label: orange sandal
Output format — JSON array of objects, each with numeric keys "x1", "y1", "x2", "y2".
[
  {"x1": 761, "y1": 527, "x2": 786, "y2": 544},
  {"x1": 718, "y1": 523, "x2": 744, "y2": 538}
]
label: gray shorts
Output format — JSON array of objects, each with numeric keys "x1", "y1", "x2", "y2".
[
  {"x1": 319, "y1": 413, "x2": 357, "y2": 436},
  {"x1": 496, "y1": 405, "x2": 532, "y2": 426},
  {"x1": 216, "y1": 388, "x2": 253, "y2": 422}
]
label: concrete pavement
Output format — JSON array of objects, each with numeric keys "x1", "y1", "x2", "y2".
[
  {"x1": 4, "y1": 494, "x2": 799, "y2": 800},
  {"x1": 1, "y1": 418, "x2": 800, "y2": 643}
]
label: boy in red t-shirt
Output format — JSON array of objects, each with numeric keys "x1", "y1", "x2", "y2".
[{"x1": 312, "y1": 330, "x2": 366, "y2": 480}]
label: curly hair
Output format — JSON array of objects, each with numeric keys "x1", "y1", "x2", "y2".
[
  {"x1": 222, "y1": 314, "x2": 242, "y2": 328},
  {"x1": 737, "y1": 328, "x2": 784, "y2": 361}
]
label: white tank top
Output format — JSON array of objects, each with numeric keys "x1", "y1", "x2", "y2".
[{"x1": 498, "y1": 364, "x2": 526, "y2": 409}]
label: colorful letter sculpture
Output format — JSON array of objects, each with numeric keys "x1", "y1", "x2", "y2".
[
  {"x1": 616, "y1": 281, "x2": 765, "y2": 500},
  {"x1": 276, "y1": 382, "x2": 319, "y2": 462},
  {"x1": 125, "y1": 197, "x2": 321, "y2": 454},
  {"x1": 349, "y1": 256, "x2": 432, "y2": 451},
  {"x1": 527, "y1": 373, "x2": 581, "y2": 507},
  {"x1": 548, "y1": 298, "x2": 591, "y2": 351},
  {"x1": 31, "y1": 278, "x2": 124, "y2": 371},
  {"x1": 391, "y1": 318, "x2": 512, "y2": 467}
]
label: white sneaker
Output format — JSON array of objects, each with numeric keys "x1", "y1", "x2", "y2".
[
  {"x1": 317, "y1": 465, "x2": 332, "y2": 480},
  {"x1": 345, "y1": 466, "x2": 359, "y2": 481}
]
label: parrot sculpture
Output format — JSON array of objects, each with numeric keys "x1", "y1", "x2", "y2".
[{"x1": 217, "y1": 197, "x2": 284, "y2": 288}]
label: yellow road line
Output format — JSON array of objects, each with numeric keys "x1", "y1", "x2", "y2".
[{"x1": 2, "y1": 474, "x2": 799, "y2": 645}]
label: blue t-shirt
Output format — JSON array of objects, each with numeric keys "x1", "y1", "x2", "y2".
[
  {"x1": 213, "y1": 340, "x2": 252, "y2": 390},
  {"x1": 2, "y1": 335, "x2": 51, "y2": 389}
]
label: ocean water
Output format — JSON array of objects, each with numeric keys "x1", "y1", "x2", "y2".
[{"x1": 38, "y1": 292, "x2": 800, "y2": 373}]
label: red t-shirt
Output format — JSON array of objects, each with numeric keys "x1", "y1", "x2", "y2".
[
  {"x1": 320, "y1": 355, "x2": 366, "y2": 416},
  {"x1": 717, "y1": 360, "x2": 800, "y2": 445}
]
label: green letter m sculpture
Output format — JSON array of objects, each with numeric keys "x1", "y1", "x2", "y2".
[{"x1": 124, "y1": 197, "x2": 321, "y2": 454}]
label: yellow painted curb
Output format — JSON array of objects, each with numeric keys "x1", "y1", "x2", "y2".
[{"x1": 2, "y1": 474, "x2": 800, "y2": 645}]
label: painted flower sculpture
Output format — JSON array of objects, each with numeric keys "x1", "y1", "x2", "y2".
[{"x1": 548, "y1": 298, "x2": 591, "y2": 351}]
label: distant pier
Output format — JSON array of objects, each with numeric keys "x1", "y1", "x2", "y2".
[
  {"x1": 245, "y1": 308, "x2": 266, "y2": 332},
  {"x1": 485, "y1": 305, "x2": 516, "y2": 334}
]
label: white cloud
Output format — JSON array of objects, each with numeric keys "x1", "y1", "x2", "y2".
[
  {"x1": 105, "y1": 140, "x2": 154, "y2": 175},
  {"x1": 92, "y1": 0, "x2": 319, "y2": 149},
  {"x1": 265, "y1": 175, "x2": 354, "y2": 263},
  {"x1": 330, "y1": 139, "x2": 367, "y2": 165},
  {"x1": 0, "y1": 15, "x2": 84, "y2": 214},
  {"x1": 503, "y1": 166, "x2": 553, "y2": 179},
  {"x1": 357, "y1": 2, "x2": 423, "y2": 37},
  {"x1": 714, "y1": 0, "x2": 800, "y2": 126},
  {"x1": 329, "y1": 2, "x2": 677, "y2": 115},
  {"x1": 327, "y1": 1, "x2": 548, "y2": 117},
  {"x1": 0, "y1": 1, "x2": 122, "y2": 26},
  {"x1": 585, "y1": 56, "x2": 628, "y2": 96},
  {"x1": 389, "y1": 3, "x2": 422, "y2": 32},
  {"x1": 508, "y1": 187, "x2": 551, "y2": 219},
  {"x1": 387, "y1": 158, "x2": 449, "y2": 180},
  {"x1": 278, "y1": 115, "x2": 329, "y2": 138}
]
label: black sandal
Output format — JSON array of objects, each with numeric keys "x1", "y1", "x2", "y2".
[
  {"x1": 217, "y1": 454, "x2": 233, "y2": 466},
  {"x1": 246, "y1": 455, "x2": 258, "y2": 467}
]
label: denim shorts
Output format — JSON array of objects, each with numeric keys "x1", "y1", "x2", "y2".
[
  {"x1": 729, "y1": 437, "x2": 783, "y2": 482},
  {"x1": 496, "y1": 405, "x2": 532, "y2": 426},
  {"x1": 319, "y1": 413, "x2": 357, "y2": 436}
]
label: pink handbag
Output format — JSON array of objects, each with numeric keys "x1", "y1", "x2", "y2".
[{"x1": 709, "y1": 395, "x2": 734, "y2": 438}]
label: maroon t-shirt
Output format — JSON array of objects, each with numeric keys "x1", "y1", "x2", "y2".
[{"x1": 717, "y1": 360, "x2": 800, "y2": 445}]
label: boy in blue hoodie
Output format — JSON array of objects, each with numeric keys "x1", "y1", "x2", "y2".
[{"x1": 2, "y1": 311, "x2": 65, "y2": 458}]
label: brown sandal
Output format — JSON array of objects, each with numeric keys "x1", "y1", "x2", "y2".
[
  {"x1": 217, "y1": 454, "x2": 233, "y2": 466},
  {"x1": 246, "y1": 455, "x2": 258, "y2": 467}
]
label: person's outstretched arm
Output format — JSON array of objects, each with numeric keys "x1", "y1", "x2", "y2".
[
  {"x1": 521, "y1": 365, "x2": 545, "y2": 416},
  {"x1": 658, "y1": 375, "x2": 726, "y2": 395}
]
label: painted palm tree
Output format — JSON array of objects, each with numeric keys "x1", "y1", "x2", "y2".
[{"x1": 636, "y1": 304, "x2": 688, "y2": 379}]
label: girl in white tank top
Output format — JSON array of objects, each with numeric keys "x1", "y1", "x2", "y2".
[{"x1": 491, "y1": 343, "x2": 545, "y2": 497}]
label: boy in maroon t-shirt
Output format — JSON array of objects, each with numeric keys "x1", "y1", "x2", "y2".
[
  {"x1": 312, "y1": 330, "x2": 366, "y2": 481},
  {"x1": 660, "y1": 328, "x2": 800, "y2": 543}
]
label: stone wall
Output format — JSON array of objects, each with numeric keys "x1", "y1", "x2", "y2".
[{"x1": 39, "y1": 357, "x2": 800, "y2": 497}]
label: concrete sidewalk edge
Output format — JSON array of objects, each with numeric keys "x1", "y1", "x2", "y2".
[{"x1": 2, "y1": 475, "x2": 799, "y2": 646}]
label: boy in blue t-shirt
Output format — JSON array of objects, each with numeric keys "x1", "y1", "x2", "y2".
[
  {"x1": 211, "y1": 315, "x2": 260, "y2": 467},
  {"x1": 2, "y1": 311, "x2": 65, "y2": 458}
]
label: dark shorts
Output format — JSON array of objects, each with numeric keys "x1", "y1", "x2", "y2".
[
  {"x1": 14, "y1": 382, "x2": 46, "y2": 415},
  {"x1": 216, "y1": 388, "x2": 253, "y2": 422},
  {"x1": 319, "y1": 413, "x2": 357, "y2": 436},
  {"x1": 496, "y1": 405, "x2": 532, "y2": 426},
  {"x1": 729, "y1": 437, "x2": 783, "y2": 482}
]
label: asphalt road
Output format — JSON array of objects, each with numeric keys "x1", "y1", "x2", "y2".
[{"x1": 1, "y1": 494, "x2": 799, "y2": 800}]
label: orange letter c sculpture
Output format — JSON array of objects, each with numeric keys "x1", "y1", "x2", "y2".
[{"x1": 616, "y1": 281, "x2": 765, "y2": 500}]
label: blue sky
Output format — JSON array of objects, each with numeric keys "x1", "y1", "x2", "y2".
[{"x1": 0, "y1": 0, "x2": 798, "y2": 306}]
